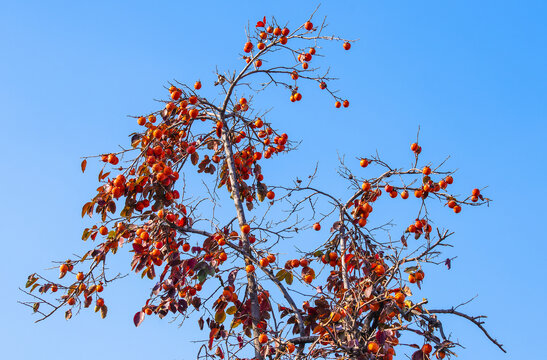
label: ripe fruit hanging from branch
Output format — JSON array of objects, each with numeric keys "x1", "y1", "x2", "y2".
[{"x1": 22, "y1": 10, "x2": 503, "y2": 360}]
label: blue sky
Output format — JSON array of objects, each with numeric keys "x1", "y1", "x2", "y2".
[{"x1": 1, "y1": 1, "x2": 545, "y2": 359}]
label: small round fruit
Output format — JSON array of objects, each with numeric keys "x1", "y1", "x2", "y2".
[
  {"x1": 367, "y1": 341, "x2": 379, "y2": 352},
  {"x1": 194, "y1": 81, "x2": 202, "y2": 90},
  {"x1": 259, "y1": 258, "x2": 269, "y2": 267},
  {"x1": 246, "y1": 264, "x2": 255, "y2": 273},
  {"x1": 266, "y1": 191, "x2": 275, "y2": 200},
  {"x1": 343, "y1": 42, "x2": 351, "y2": 50},
  {"x1": 374, "y1": 264, "x2": 385, "y2": 276},
  {"x1": 241, "y1": 224, "x2": 251, "y2": 234},
  {"x1": 286, "y1": 342, "x2": 295, "y2": 353},
  {"x1": 258, "y1": 333, "x2": 268, "y2": 344},
  {"x1": 313, "y1": 223, "x2": 321, "y2": 231}
]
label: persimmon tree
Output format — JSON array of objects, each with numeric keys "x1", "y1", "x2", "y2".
[{"x1": 22, "y1": 12, "x2": 505, "y2": 360}]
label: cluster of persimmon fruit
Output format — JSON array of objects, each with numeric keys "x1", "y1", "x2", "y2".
[
  {"x1": 241, "y1": 18, "x2": 351, "y2": 109},
  {"x1": 24, "y1": 12, "x2": 486, "y2": 360},
  {"x1": 57, "y1": 261, "x2": 106, "y2": 311}
]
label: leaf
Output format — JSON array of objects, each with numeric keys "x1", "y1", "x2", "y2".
[
  {"x1": 411, "y1": 350, "x2": 424, "y2": 360},
  {"x1": 81, "y1": 159, "x2": 87, "y2": 173},
  {"x1": 402, "y1": 285, "x2": 412, "y2": 297},
  {"x1": 276, "y1": 270, "x2": 287, "y2": 282},
  {"x1": 285, "y1": 271, "x2": 293, "y2": 285},
  {"x1": 401, "y1": 235, "x2": 408, "y2": 247},
  {"x1": 231, "y1": 319, "x2": 241, "y2": 329},
  {"x1": 65, "y1": 309, "x2": 72, "y2": 320},
  {"x1": 198, "y1": 317, "x2": 204, "y2": 330},
  {"x1": 191, "y1": 152, "x2": 199, "y2": 166},
  {"x1": 26, "y1": 275, "x2": 38, "y2": 288},
  {"x1": 197, "y1": 269, "x2": 207, "y2": 283},
  {"x1": 32, "y1": 303, "x2": 40, "y2": 313},
  {"x1": 375, "y1": 330, "x2": 386, "y2": 345},
  {"x1": 100, "y1": 171, "x2": 110, "y2": 181},
  {"x1": 404, "y1": 266, "x2": 419, "y2": 274},
  {"x1": 133, "y1": 311, "x2": 145, "y2": 327},
  {"x1": 80, "y1": 251, "x2": 90, "y2": 262},
  {"x1": 81, "y1": 202, "x2": 92, "y2": 218},
  {"x1": 445, "y1": 258, "x2": 452, "y2": 270},
  {"x1": 100, "y1": 305, "x2": 108, "y2": 319},
  {"x1": 255, "y1": 16, "x2": 266, "y2": 27},
  {"x1": 215, "y1": 310, "x2": 226, "y2": 324},
  {"x1": 31, "y1": 283, "x2": 40, "y2": 293},
  {"x1": 257, "y1": 182, "x2": 267, "y2": 202},
  {"x1": 227, "y1": 269, "x2": 238, "y2": 286},
  {"x1": 226, "y1": 306, "x2": 237, "y2": 315}
]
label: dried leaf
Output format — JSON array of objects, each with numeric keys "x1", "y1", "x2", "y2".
[
  {"x1": 285, "y1": 271, "x2": 293, "y2": 285},
  {"x1": 411, "y1": 350, "x2": 424, "y2": 360},
  {"x1": 25, "y1": 275, "x2": 38, "y2": 288},
  {"x1": 215, "y1": 310, "x2": 226, "y2": 324},
  {"x1": 226, "y1": 306, "x2": 237, "y2": 315},
  {"x1": 81, "y1": 159, "x2": 87, "y2": 173},
  {"x1": 191, "y1": 152, "x2": 199, "y2": 166},
  {"x1": 276, "y1": 270, "x2": 287, "y2": 282},
  {"x1": 65, "y1": 309, "x2": 72, "y2": 320},
  {"x1": 133, "y1": 311, "x2": 145, "y2": 327},
  {"x1": 100, "y1": 305, "x2": 108, "y2": 319},
  {"x1": 404, "y1": 266, "x2": 419, "y2": 274}
]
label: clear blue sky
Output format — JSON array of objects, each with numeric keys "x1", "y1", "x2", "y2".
[{"x1": 1, "y1": 1, "x2": 545, "y2": 359}]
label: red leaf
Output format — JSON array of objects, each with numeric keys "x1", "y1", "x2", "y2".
[
  {"x1": 255, "y1": 16, "x2": 266, "y2": 28},
  {"x1": 411, "y1": 350, "x2": 425, "y2": 360},
  {"x1": 133, "y1": 311, "x2": 145, "y2": 327},
  {"x1": 132, "y1": 243, "x2": 145, "y2": 253},
  {"x1": 81, "y1": 159, "x2": 87, "y2": 173}
]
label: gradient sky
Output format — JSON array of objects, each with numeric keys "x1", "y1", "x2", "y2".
[{"x1": 1, "y1": 1, "x2": 545, "y2": 359}]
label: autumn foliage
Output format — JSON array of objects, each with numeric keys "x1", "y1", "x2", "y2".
[{"x1": 22, "y1": 12, "x2": 504, "y2": 360}]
